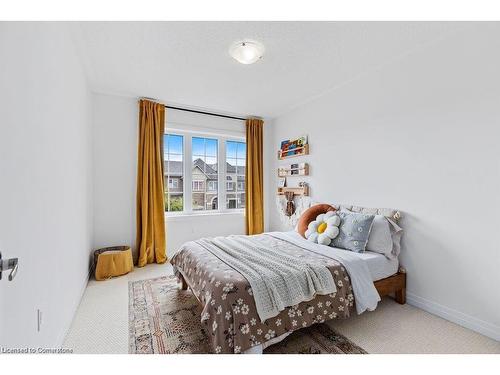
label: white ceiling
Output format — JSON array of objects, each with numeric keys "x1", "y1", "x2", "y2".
[{"x1": 73, "y1": 22, "x2": 466, "y2": 118}]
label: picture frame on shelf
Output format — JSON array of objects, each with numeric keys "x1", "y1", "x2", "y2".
[{"x1": 278, "y1": 177, "x2": 286, "y2": 188}]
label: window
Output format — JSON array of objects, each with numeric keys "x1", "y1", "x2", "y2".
[
  {"x1": 164, "y1": 131, "x2": 244, "y2": 214},
  {"x1": 164, "y1": 134, "x2": 184, "y2": 212},
  {"x1": 192, "y1": 137, "x2": 218, "y2": 211},
  {"x1": 207, "y1": 181, "x2": 218, "y2": 191},
  {"x1": 168, "y1": 178, "x2": 179, "y2": 189},
  {"x1": 192, "y1": 180, "x2": 204, "y2": 191},
  {"x1": 226, "y1": 141, "x2": 246, "y2": 209}
]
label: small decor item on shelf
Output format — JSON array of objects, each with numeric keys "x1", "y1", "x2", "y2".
[
  {"x1": 278, "y1": 177, "x2": 286, "y2": 188},
  {"x1": 284, "y1": 191, "x2": 296, "y2": 216},
  {"x1": 278, "y1": 163, "x2": 309, "y2": 177},
  {"x1": 94, "y1": 246, "x2": 133, "y2": 281},
  {"x1": 305, "y1": 211, "x2": 341, "y2": 246}
]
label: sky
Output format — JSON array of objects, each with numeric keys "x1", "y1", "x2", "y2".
[{"x1": 164, "y1": 134, "x2": 245, "y2": 166}]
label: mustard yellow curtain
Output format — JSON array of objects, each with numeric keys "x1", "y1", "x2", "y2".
[
  {"x1": 245, "y1": 118, "x2": 264, "y2": 235},
  {"x1": 136, "y1": 99, "x2": 167, "y2": 267}
]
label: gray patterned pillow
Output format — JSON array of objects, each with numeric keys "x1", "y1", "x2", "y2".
[{"x1": 331, "y1": 212, "x2": 375, "y2": 252}]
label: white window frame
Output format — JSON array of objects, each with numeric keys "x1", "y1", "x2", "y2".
[
  {"x1": 165, "y1": 126, "x2": 245, "y2": 217},
  {"x1": 226, "y1": 140, "x2": 246, "y2": 210},
  {"x1": 164, "y1": 132, "x2": 185, "y2": 213}
]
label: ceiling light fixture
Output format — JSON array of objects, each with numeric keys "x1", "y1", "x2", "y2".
[{"x1": 229, "y1": 40, "x2": 265, "y2": 65}]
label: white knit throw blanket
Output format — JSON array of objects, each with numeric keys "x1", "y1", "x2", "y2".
[{"x1": 196, "y1": 235, "x2": 337, "y2": 322}]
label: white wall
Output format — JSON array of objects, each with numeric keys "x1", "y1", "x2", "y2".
[
  {"x1": 92, "y1": 93, "x2": 246, "y2": 260},
  {"x1": 0, "y1": 23, "x2": 93, "y2": 347},
  {"x1": 262, "y1": 119, "x2": 274, "y2": 232},
  {"x1": 166, "y1": 213, "x2": 245, "y2": 252},
  {"x1": 267, "y1": 24, "x2": 500, "y2": 340},
  {"x1": 92, "y1": 94, "x2": 138, "y2": 258}
]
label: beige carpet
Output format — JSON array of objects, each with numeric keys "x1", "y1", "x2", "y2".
[
  {"x1": 64, "y1": 263, "x2": 500, "y2": 354},
  {"x1": 329, "y1": 298, "x2": 500, "y2": 354}
]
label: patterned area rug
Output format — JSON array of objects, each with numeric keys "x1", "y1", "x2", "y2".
[{"x1": 129, "y1": 275, "x2": 367, "y2": 354}]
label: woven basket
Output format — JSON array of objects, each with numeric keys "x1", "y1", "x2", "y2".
[{"x1": 93, "y1": 246, "x2": 133, "y2": 280}]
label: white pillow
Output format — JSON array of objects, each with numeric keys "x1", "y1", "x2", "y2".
[
  {"x1": 366, "y1": 215, "x2": 393, "y2": 257},
  {"x1": 339, "y1": 208, "x2": 402, "y2": 258},
  {"x1": 387, "y1": 218, "x2": 403, "y2": 259}
]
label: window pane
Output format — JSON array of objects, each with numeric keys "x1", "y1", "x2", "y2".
[
  {"x1": 237, "y1": 142, "x2": 246, "y2": 160},
  {"x1": 236, "y1": 156, "x2": 245, "y2": 175},
  {"x1": 205, "y1": 156, "x2": 217, "y2": 170},
  {"x1": 168, "y1": 195, "x2": 184, "y2": 211},
  {"x1": 164, "y1": 134, "x2": 184, "y2": 212},
  {"x1": 237, "y1": 193, "x2": 245, "y2": 209},
  {"x1": 237, "y1": 179, "x2": 245, "y2": 192},
  {"x1": 168, "y1": 134, "x2": 183, "y2": 155},
  {"x1": 192, "y1": 137, "x2": 204, "y2": 156},
  {"x1": 206, "y1": 138, "x2": 217, "y2": 157},
  {"x1": 226, "y1": 141, "x2": 246, "y2": 209},
  {"x1": 226, "y1": 157, "x2": 237, "y2": 172},
  {"x1": 226, "y1": 181, "x2": 235, "y2": 191},
  {"x1": 226, "y1": 141, "x2": 237, "y2": 159},
  {"x1": 207, "y1": 181, "x2": 218, "y2": 192},
  {"x1": 192, "y1": 137, "x2": 218, "y2": 211}
]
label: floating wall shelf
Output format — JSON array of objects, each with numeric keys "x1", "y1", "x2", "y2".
[
  {"x1": 278, "y1": 144, "x2": 309, "y2": 160},
  {"x1": 277, "y1": 186, "x2": 309, "y2": 196},
  {"x1": 278, "y1": 163, "x2": 309, "y2": 177}
]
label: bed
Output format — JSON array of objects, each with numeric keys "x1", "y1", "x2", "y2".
[{"x1": 170, "y1": 228, "x2": 406, "y2": 354}]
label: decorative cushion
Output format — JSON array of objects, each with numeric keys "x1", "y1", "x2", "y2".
[
  {"x1": 387, "y1": 218, "x2": 403, "y2": 258},
  {"x1": 331, "y1": 212, "x2": 375, "y2": 253},
  {"x1": 297, "y1": 204, "x2": 336, "y2": 238},
  {"x1": 366, "y1": 215, "x2": 393, "y2": 257},
  {"x1": 341, "y1": 207, "x2": 403, "y2": 258},
  {"x1": 305, "y1": 211, "x2": 341, "y2": 246},
  {"x1": 334, "y1": 203, "x2": 401, "y2": 222}
]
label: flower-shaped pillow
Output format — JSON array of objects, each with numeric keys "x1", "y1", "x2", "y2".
[
  {"x1": 297, "y1": 204, "x2": 336, "y2": 237},
  {"x1": 305, "y1": 211, "x2": 341, "y2": 246}
]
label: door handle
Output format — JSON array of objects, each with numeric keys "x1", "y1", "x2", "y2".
[
  {"x1": 0, "y1": 251, "x2": 19, "y2": 281},
  {"x1": 8, "y1": 259, "x2": 18, "y2": 281}
]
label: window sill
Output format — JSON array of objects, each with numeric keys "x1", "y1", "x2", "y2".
[{"x1": 165, "y1": 210, "x2": 245, "y2": 221}]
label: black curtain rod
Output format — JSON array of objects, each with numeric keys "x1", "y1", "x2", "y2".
[{"x1": 163, "y1": 105, "x2": 247, "y2": 121}]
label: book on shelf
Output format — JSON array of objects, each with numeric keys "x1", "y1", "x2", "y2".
[{"x1": 279, "y1": 136, "x2": 308, "y2": 158}]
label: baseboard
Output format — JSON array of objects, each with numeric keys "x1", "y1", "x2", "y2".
[
  {"x1": 406, "y1": 292, "x2": 500, "y2": 342},
  {"x1": 55, "y1": 268, "x2": 92, "y2": 348}
]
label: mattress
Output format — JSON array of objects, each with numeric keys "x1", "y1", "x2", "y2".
[{"x1": 349, "y1": 250, "x2": 399, "y2": 281}]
